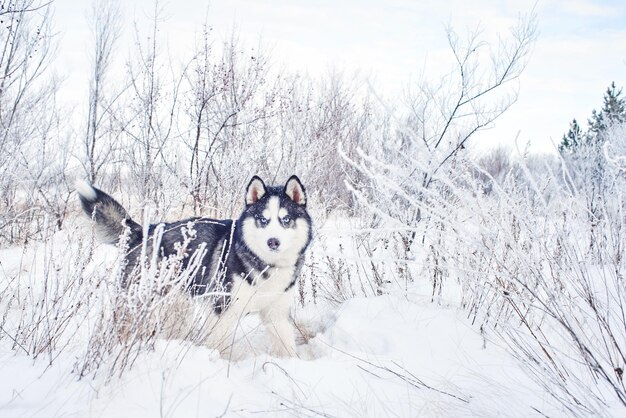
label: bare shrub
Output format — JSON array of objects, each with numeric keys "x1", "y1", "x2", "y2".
[
  {"x1": 473, "y1": 145, "x2": 512, "y2": 194},
  {"x1": 0, "y1": 0, "x2": 71, "y2": 244},
  {"x1": 0, "y1": 218, "x2": 97, "y2": 362}
]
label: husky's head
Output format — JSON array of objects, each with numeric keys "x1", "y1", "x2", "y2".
[{"x1": 240, "y1": 175, "x2": 312, "y2": 267}]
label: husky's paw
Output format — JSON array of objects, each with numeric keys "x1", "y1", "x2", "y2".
[
  {"x1": 266, "y1": 323, "x2": 298, "y2": 358},
  {"x1": 271, "y1": 340, "x2": 298, "y2": 358}
]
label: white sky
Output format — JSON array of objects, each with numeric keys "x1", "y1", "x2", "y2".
[{"x1": 53, "y1": 0, "x2": 626, "y2": 154}]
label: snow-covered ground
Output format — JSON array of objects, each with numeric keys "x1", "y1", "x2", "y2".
[
  {"x1": 0, "y1": 294, "x2": 554, "y2": 417},
  {"x1": 0, "y1": 217, "x2": 568, "y2": 418}
]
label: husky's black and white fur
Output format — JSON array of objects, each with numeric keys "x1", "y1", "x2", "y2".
[{"x1": 76, "y1": 176, "x2": 312, "y2": 357}]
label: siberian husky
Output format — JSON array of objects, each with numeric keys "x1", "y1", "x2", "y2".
[{"x1": 76, "y1": 175, "x2": 312, "y2": 357}]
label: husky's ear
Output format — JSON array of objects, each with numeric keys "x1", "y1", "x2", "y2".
[
  {"x1": 284, "y1": 175, "x2": 306, "y2": 206},
  {"x1": 246, "y1": 176, "x2": 267, "y2": 205}
]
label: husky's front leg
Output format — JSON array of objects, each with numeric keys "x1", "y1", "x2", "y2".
[
  {"x1": 202, "y1": 289, "x2": 245, "y2": 358},
  {"x1": 208, "y1": 299, "x2": 249, "y2": 358},
  {"x1": 260, "y1": 293, "x2": 297, "y2": 357}
]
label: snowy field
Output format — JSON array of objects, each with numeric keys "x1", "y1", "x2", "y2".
[
  {"x1": 4, "y1": 196, "x2": 625, "y2": 417},
  {"x1": 1, "y1": 168, "x2": 625, "y2": 418},
  {"x1": 0, "y1": 217, "x2": 559, "y2": 417}
]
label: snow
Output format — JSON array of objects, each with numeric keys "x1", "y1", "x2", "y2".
[{"x1": 0, "y1": 225, "x2": 561, "y2": 417}]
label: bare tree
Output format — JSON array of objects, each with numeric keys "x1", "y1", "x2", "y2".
[
  {"x1": 0, "y1": 0, "x2": 63, "y2": 243},
  {"x1": 181, "y1": 26, "x2": 279, "y2": 216},
  {"x1": 114, "y1": 0, "x2": 183, "y2": 214},
  {"x1": 83, "y1": 0, "x2": 122, "y2": 184},
  {"x1": 342, "y1": 13, "x2": 538, "y2": 245},
  {"x1": 401, "y1": 15, "x2": 537, "y2": 191}
]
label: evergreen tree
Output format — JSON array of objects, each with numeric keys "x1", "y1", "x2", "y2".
[
  {"x1": 587, "y1": 82, "x2": 626, "y2": 144},
  {"x1": 560, "y1": 82, "x2": 625, "y2": 156},
  {"x1": 602, "y1": 82, "x2": 626, "y2": 124},
  {"x1": 559, "y1": 82, "x2": 626, "y2": 224},
  {"x1": 559, "y1": 118, "x2": 583, "y2": 153},
  {"x1": 587, "y1": 108, "x2": 605, "y2": 141}
]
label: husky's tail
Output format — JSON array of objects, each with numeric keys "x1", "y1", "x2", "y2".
[{"x1": 75, "y1": 180, "x2": 142, "y2": 245}]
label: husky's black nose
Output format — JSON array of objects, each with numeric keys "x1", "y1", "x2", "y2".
[{"x1": 267, "y1": 238, "x2": 280, "y2": 251}]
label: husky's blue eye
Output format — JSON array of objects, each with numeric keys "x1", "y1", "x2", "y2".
[
  {"x1": 257, "y1": 216, "x2": 269, "y2": 226},
  {"x1": 281, "y1": 215, "x2": 291, "y2": 226}
]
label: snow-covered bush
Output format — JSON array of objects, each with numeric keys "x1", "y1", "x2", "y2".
[
  {"x1": 463, "y1": 159, "x2": 625, "y2": 415},
  {"x1": 344, "y1": 121, "x2": 626, "y2": 415},
  {"x1": 328, "y1": 16, "x2": 623, "y2": 412}
]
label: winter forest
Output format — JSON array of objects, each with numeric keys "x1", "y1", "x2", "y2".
[{"x1": 1, "y1": 0, "x2": 625, "y2": 416}]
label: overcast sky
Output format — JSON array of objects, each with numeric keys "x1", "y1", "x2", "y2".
[{"x1": 54, "y1": 0, "x2": 626, "y2": 154}]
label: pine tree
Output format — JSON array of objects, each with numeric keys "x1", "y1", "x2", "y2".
[
  {"x1": 559, "y1": 118, "x2": 583, "y2": 153},
  {"x1": 602, "y1": 82, "x2": 626, "y2": 124},
  {"x1": 559, "y1": 82, "x2": 626, "y2": 224},
  {"x1": 587, "y1": 82, "x2": 626, "y2": 144},
  {"x1": 560, "y1": 82, "x2": 625, "y2": 156},
  {"x1": 587, "y1": 108, "x2": 605, "y2": 141}
]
